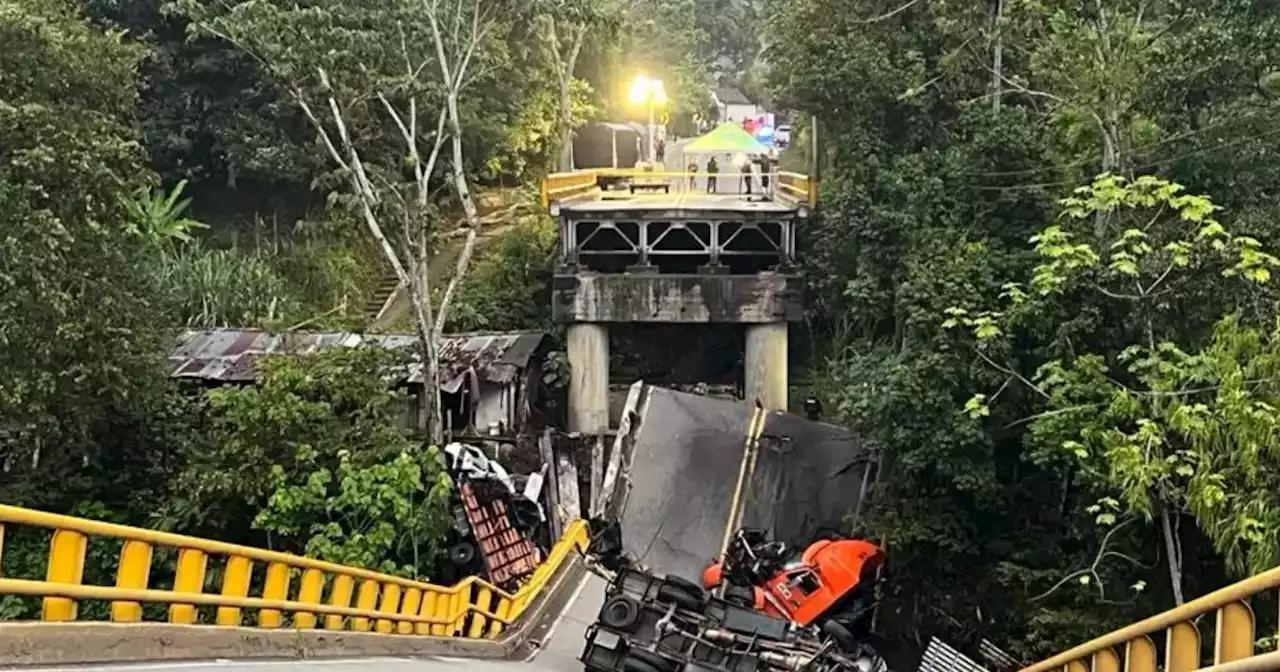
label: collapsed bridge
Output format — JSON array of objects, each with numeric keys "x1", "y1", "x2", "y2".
[{"x1": 0, "y1": 168, "x2": 1273, "y2": 672}]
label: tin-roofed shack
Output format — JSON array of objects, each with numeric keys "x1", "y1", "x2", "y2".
[{"x1": 167, "y1": 328, "x2": 548, "y2": 438}]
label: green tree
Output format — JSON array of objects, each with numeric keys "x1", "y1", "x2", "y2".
[
  {"x1": 952, "y1": 175, "x2": 1280, "y2": 602},
  {"x1": 177, "y1": 0, "x2": 537, "y2": 440},
  {"x1": 0, "y1": 0, "x2": 174, "y2": 506},
  {"x1": 764, "y1": 0, "x2": 1280, "y2": 655},
  {"x1": 165, "y1": 347, "x2": 453, "y2": 575}
]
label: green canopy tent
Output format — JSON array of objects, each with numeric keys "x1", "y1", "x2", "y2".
[{"x1": 682, "y1": 122, "x2": 770, "y2": 154}]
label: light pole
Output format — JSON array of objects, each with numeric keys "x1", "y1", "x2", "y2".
[{"x1": 628, "y1": 74, "x2": 667, "y2": 164}]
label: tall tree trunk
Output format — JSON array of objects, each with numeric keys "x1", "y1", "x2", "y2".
[
  {"x1": 407, "y1": 251, "x2": 442, "y2": 443},
  {"x1": 991, "y1": 0, "x2": 1003, "y2": 113},
  {"x1": 433, "y1": 89, "x2": 481, "y2": 339},
  {"x1": 555, "y1": 27, "x2": 585, "y2": 172},
  {"x1": 1161, "y1": 507, "x2": 1185, "y2": 605}
]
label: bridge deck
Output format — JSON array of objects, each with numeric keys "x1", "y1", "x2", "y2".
[{"x1": 560, "y1": 191, "x2": 799, "y2": 214}]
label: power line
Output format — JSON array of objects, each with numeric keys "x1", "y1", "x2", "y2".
[
  {"x1": 961, "y1": 107, "x2": 1276, "y2": 179},
  {"x1": 962, "y1": 124, "x2": 1280, "y2": 193}
]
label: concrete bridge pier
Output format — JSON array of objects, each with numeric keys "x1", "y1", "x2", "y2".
[
  {"x1": 745, "y1": 322, "x2": 788, "y2": 411},
  {"x1": 552, "y1": 196, "x2": 806, "y2": 422},
  {"x1": 567, "y1": 322, "x2": 610, "y2": 434}
]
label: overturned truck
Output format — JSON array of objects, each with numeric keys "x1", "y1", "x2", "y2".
[
  {"x1": 579, "y1": 520, "x2": 889, "y2": 672},
  {"x1": 567, "y1": 385, "x2": 890, "y2": 672}
]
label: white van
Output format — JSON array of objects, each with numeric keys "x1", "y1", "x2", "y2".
[{"x1": 775, "y1": 125, "x2": 792, "y2": 148}]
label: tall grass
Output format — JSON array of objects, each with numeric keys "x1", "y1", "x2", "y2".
[
  {"x1": 147, "y1": 242, "x2": 302, "y2": 328},
  {"x1": 145, "y1": 238, "x2": 383, "y2": 330}
]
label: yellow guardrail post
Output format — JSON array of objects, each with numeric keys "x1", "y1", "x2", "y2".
[
  {"x1": 324, "y1": 574, "x2": 355, "y2": 630},
  {"x1": 469, "y1": 586, "x2": 493, "y2": 638},
  {"x1": 417, "y1": 589, "x2": 438, "y2": 635},
  {"x1": 1217, "y1": 601, "x2": 1255, "y2": 665},
  {"x1": 375, "y1": 582, "x2": 402, "y2": 634},
  {"x1": 397, "y1": 586, "x2": 422, "y2": 635},
  {"x1": 431, "y1": 587, "x2": 451, "y2": 636},
  {"x1": 216, "y1": 555, "x2": 253, "y2": 626},
  {"x1": 1127, "y1": 636, "x2": 1157, "y2": 672},
  {"x1": 490, "y1": 595, "x2": 512, "y2": 638},
  {"x1": 259, "y1": 561, "x2": 291, "y2": 628},
  {"x1": 42, "y1": 529, "x2": 86, "y2": 621},
  {"x1": 294, "y1": 568, "x2": 325, "y2": 629},
  {"x1": 1093, "y1": 648, "x2": 1120, "y2": 672},
  {"x1": 1167, "y1": 621, "x2": 1200, "y2": 672},
  {"x1": 169, "y1": 548, "x2": 208, "y2": 624},
  {"x1": 352, "y1": 578, "x2": 379, "y2": 632},
  {"x1": 450, "y1": 587, "x2": 465, "y2": 635},
  {"x1": 111, "y1": 540, "x2": 151, "y2": 623}
]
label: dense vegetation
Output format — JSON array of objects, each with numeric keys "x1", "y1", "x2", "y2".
[
  {"x1": 6, "y1": 0, "x2": 1280, "y2": 660},
  {"x1": 768, "y1": 0, "x2": 1280, "y2": 658},
  {"x1": 0, "y1": 0, "x2": 757, "y2": 614}
]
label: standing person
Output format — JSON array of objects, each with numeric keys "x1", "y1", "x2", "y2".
[
  {"x1": 687, "y1": 159, "x2": 699, "y2": 191},
  {"x1": 656, "y1": 139, "x2": 666, "y2": 163},
  {"x1": 706, "y1": 156, "x2": 719, "y2": 193},
  {"x1": 757, "y1": 154, "x2": 771, "y2": 193},
  {"x1": 735, "y1": 153, "x2": 752, "y2": 194}
]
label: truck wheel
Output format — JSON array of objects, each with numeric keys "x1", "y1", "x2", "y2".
[
  {"x1": 622, "y1": 650, "x2": 674, "y2": 672},
  {"x1": 600, "y1": 594, "x2": 641, "y2": 631},
  {"x1": 448, "y1": 542, "x2": 477, "y2": 566},
  {"x1": 822, "y1": 619, "x2": 859, "y2": 653},
  {"x1": 656, "y1": 583, "x2": 703, "y2": 611}
]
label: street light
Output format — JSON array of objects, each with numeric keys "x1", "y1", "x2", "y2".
[{"x1": 628, "y1": 74, "x2": 666, "y2": 163}]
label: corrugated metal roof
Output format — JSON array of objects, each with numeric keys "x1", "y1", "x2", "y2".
[
  {"x1": 917, "y1": 638, "x2": 991, "y2": 672},
  {"x1": 167, "y1": 328, "x2": 544, "y2": 389}
]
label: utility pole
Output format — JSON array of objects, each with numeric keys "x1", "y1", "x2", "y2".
[
  {"x1": 809, "y1": 114, "x2": 821, "y2": 188},
  {"x1": 649, "y1": 99, "x2": 657, "y2": 163}
]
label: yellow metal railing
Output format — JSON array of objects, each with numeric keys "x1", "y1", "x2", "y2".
[
  {"x1": 777, "y1": 171, "x2": 816, "y2": 204},
  {"x1": 1021, "y1": 566, "x2": 1280, "y2": 672},
  {"x1": 539, "y1": 168, "x2": 816, "y2": 209},
  {"x1": 0, "y1": 504, "x2": 588, "y2": 639},
  {"x1": 541, "y1": 170, "x2": 599, "y2": 208}
]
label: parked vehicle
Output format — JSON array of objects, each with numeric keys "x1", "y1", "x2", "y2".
[{"x1": 774, "y1": 125, "x2": 792, "y2": 148}]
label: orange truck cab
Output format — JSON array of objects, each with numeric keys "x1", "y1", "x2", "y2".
[{"x1": 702, "y1": 536, "x2": 884, "y2": 627}]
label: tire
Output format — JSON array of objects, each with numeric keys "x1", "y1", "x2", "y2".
[
  {"x1": 448, "y1": 542, "x2": 477, "y2": 566},
  {"x1": 599, "y1": 594, "x2": 642, "y2": 631},
  {"x1": 622, "y1": 649, "x2": 674, "y2": 672},
  {"x1": 656, "y1": 583, "x2": 704, "y2": 611},
  {"x1": 822, "y1": 619, "x2": 859, "y2": 653}
]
